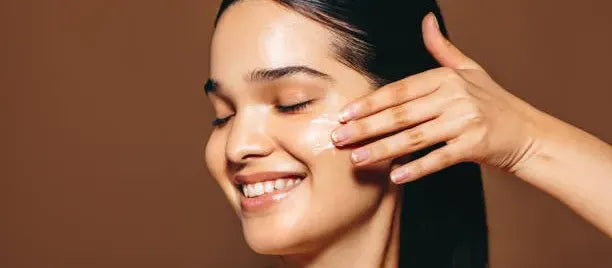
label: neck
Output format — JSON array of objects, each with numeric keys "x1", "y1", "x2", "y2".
[{"x1": 279, "y1": 184, "x2": 402, "y2": 268}]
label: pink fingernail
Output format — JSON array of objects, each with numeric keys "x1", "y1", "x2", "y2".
[
  {"x1": 331, "y1": 127, "x2": 351, "y2": 144},
  {"x1": 339, "y1": 104, "x2": 358, "y2": 122},
  {"x1": 432, "y1": 13, "x2": 440, "y2": 30},
  {"x1": 351, "y1": 148, "x2": 370, "y2": 164},
  {"x1": 391, "y1": 168, "x2": 410, "y2": 183}
]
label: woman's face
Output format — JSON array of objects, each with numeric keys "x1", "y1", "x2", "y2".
[{"x1": 206, "y1": 0, "x2": 392, "y2": 254}]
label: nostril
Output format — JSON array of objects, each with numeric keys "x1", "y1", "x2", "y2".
[
  {"x1": 241, "y1": 153, "x2": 266, "y2": 160},
  {"x1": 226, "y1": 143, "x2": 273, "y2": 164}
]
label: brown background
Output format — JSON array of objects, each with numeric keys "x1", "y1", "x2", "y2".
[{"x1": 1, "y1": 0, "x2": 611, "y2": 267}]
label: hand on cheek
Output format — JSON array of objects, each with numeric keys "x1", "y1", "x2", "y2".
[{"x1": 331, "y1": 12, "x2": 542, "y2": 184}]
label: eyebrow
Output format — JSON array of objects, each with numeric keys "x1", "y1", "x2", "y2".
[
  {"x1": 204, "y1": 65, "x2": 333, "y2": 94},
  {"x1": 248, "y1": 66, "x2": 333, "y2": 82}
]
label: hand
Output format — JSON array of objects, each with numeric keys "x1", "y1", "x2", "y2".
[{"x1": 331, "y1": 12, "x2": 544, "y2": 184}]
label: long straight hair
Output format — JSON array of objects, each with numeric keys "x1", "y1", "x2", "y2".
[{"x1": 214, "y1": 1, "x2": 488, "y2": 267}]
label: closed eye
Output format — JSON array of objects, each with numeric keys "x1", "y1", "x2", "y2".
[
  {"x1": 276, "y1": 100, "x2": 314, "y2": 113},
  {"x1": 211, "y1": 100, "x2": 314, "y2": 126},
  {"x1": 211, "y1": 115, "x2": 234, "y2": 126}
]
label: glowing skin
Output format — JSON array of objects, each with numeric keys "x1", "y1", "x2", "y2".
[
  {"x1": 308, "y1": 113, "x2": 341, "y2": 155},
  {"x1": 205, "y1": 0, "x2": 400, "y2": 266}
]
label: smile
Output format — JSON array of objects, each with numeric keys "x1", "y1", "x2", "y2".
[
  {"x1": 241, "y1": 177, "x2": 303, "y2": 198},
  {"x1": 234, "y1": 171, "x2": 306, "y2": 211}
]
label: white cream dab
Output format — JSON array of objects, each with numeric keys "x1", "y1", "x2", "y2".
[{"x1": 308, "y1": 113, "x2": 341, "y2": 155}]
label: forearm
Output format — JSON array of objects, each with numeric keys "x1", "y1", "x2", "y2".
[{"x1": 512, "y1": 110, "x2": 612, "y2": 237}]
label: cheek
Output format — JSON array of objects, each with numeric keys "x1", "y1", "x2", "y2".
[
  {"x1": 301, "y1": 114, "x2": 339, "y2": 156},
  {"x1": 279, "y1": 95, "x2": 346, "y2": 161},
  {"x1": 273, "y1": 115, "x2": 390, "y2": 243},
  {"x1": 276, "y1": 111, "x2": 387, "y2": 203},
  {"x1": 276, "y1": 113, "x2": 343, "y2": 169}
]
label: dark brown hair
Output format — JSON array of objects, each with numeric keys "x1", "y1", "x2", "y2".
[{"x1": 215, "y1": 1, "x2": 488, "y2": 267}]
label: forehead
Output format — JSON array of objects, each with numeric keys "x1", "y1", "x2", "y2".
[{"x1": 210, "y1": 0, "x2": 336, "y2": 84}]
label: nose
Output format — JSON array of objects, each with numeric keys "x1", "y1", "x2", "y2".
[{"x1": 225, "y1": 109, "x2": 274, "y2": 164}]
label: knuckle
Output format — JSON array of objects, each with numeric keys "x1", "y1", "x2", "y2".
[
  {"x1": 405, "y1": 128, "x2": 426, "y2": 148},
  {"x1": 390, "y1": 104, "x2": 412, "y2": 126},
  {"x1": 458, "y1": 113, "x2": 484, "y2": 132},
  {"x1": 361, "y1": 97, "x2": 375, "y2": 111},
  {"x1": 389, "y1": 80, "x2": 409, "y2": 101},
  {"x1": 464, "y1": 106, "x2": 485, "y2": 126},
  {"x1": 385, "y1": 81, "x2": 402, "y2": 94},
  {"x1": 433, "y1": 149, "x2": 455, "y2": 167},
  {"x1": 408, "y1": 128, "x2": 425, "y2": 141}
]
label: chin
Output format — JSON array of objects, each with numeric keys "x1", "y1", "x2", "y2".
[
  {"x1": 243, "y1": 228, "x2": 296, "y2": 255},
  {"x1": 240, "y1": 191, "x2": 324, "y2": 255},
  {"x1": 241, "y1": 213, "x2": 314, "y2": 255}
]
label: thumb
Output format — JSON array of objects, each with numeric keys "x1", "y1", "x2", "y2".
[{"x1": 422, "y1": 12, "x2": 483, "y2": 71}]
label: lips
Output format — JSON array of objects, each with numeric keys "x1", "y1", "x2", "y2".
[{"x1": 233, "y1": 171, "x2": 306, "y2": 211}]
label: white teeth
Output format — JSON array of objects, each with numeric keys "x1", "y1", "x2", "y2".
[
  {"x1": 264, "y1": 181, "x2": 275, "y2": 193},
  {"x1": 254, "y1": 182, "x2": 264, "y2": 196},
  {"x1": 274, "y1": 179, "x2": 286, "y2": 190},
  {"x1": 247, "y1": 184, "x2": 255, "y2": 197},
  {"x1": 241, "y1": 177, "x2": 304, "y2": 198}
]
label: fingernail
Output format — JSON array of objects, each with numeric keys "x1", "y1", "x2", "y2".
[
  {"x1": 351, "y1": 148, "x2": 370, "y2": 164},
  {"x1": 331, "y1": 127, "x2": 351, "y2": 144},
  {"x1": 431, "y1": 13, "x2": 439, "y2": 30},
  {"x1": 390, "y1": 168, "x2": 410, "y2": 183},
  {"x1": 339, "y1": 103, "x2": 358, "y2": 122}
]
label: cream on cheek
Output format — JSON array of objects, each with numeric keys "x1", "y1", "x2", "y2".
[
  {"x1": 271, "y1": 114, "x2": 339, "y2": 162},
  {"x1": 275, "y1": 94, "x2": 344, "y2": 159},
  {"x1": 303, "y1": 113, "x2": 341, "y2": 155}
]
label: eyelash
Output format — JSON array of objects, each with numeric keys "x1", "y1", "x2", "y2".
[
  {"x1": 275, "y1": 99, "x2": 314, "y2": 113},
  {"x1": 211, "y1": 116, "x2": 233, "y2": 126},
  {"x1": 211, "y1": 100, "x2": 314, "y2": 127}
]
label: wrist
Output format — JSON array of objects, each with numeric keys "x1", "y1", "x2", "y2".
[
  {"x1": 507, "y1": 107, "x2": 561, "y2": 178},
  {"x1": 509, "y1": 106, "x2": 611, "y2": 181}
]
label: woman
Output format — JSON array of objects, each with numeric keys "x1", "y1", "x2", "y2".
[{"x1": 204, "y1": 0, "x2": 612, "y2": 267}]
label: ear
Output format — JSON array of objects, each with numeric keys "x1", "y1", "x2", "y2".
[{"x1": 422, "y1": 13, "x2": 484, "y2": 71}]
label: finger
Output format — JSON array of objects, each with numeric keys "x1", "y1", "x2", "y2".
[
  {"x1": 390, "y1": 139, "x2": 467, "y2": 184},
  {"x1": 331, "y1": 89, "x2": 448, "y2": 146},
  {"x1": 348, "y1": 114, "x2": 461, "y2": 167},
  {"x1": 339, "y1": 67, "x2": 450, "y2": 123},
  {"x1": 422, "y1": 12, "x2": 484, "y2": 71}
]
